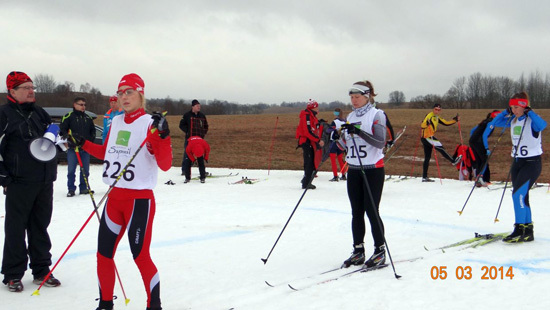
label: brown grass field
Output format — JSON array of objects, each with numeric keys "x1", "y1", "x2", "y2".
[{"x1": 96, "y1": 109, "x2": 550, "y2": 183}]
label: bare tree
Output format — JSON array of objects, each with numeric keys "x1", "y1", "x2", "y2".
[
  {"x1": 33, "y1": 74, "x2": 57, "y2": 93},
  {"x1": 388, "y1": 90, "x2": 406, "y2": 106},
  {"x1": 79, "y1": 82, "x2": 92, "y2": 93}
]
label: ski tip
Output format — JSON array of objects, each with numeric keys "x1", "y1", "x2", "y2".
[
  {"x1": 125, "y1": 298, "x2": 130, "y2": 305},
  {"x1": 265, "y1": 281, "x2": 274, "y2": 287},
  {"x1": 423, "y1": 245, "x2": 429, "y2": 251},
  {"x1": 288, "y1": 284, "x2": 299, "y2": 291},
  {"x1": 31, "y1": 289, "x2": 40, "y2": 296}
]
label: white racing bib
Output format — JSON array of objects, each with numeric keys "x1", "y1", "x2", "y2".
[
  {"x1": 511, "y1": 117, "x2": 542, "y2": 158},
  {"x1": 103, "y1": 115, "x2": 158, "y2": 189},
  {"x1": 345, "y1": 107, "x2": 384, "y2": 166}
]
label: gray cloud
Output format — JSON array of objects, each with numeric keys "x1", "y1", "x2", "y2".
[{"x1": 2, "y1": 1, "x2": 550, "y2": 104}]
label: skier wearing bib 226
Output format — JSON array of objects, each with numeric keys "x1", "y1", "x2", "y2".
[
  {"x1": 73, "y1": 73, "x2": 172, "y2": 310},
  {"x1": 339, "y1": 80, "x2": 387, "y2": 269},
  {"x1": 420, "y1": 103, "x2": 462, "y2": 182},
  {"x1": 482, "y1": 91, "x2": 546, "y2": 243}
]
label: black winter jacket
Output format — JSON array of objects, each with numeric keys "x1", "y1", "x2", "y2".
[
  {"x1": 0, "y1": 97, "x2": 58, "y2": 185},
  {"x1": 59, "y1": 108, "x2": 96, "y2": 144},
  {"x1": 179, "y1": 111, "x2": 208, "y2": 140}
]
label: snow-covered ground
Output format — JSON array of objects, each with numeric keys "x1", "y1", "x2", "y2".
[{"x1": 1, "y1": 165, "x2": 550, "y2": 309}]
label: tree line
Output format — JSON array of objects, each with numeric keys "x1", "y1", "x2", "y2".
[
  {"x1": 387, "y1": 71, "x2": 550, "y2": 109},
  {"x1": 6, "y1": 71, "x2": 549, "y2": 116}
]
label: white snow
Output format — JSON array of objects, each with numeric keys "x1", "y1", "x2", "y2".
[{"x1": 1, "y1": 165, "x2": 550, "y2": 309}]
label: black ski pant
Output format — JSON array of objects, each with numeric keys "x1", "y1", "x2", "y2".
[
  {"x1": 421, "y1": 138, "x2": 454, "y2": 178},
  {"x1": 346, "y1": 167, "x2": 385, "y2": 248},
  {"x1": 2, "y1": 182, "x2": 54, "y2": 283},
  {"x1": 470, "y1": 141, "x2": 491, "y2": 182},
  {"x1": 300, "y1": 142, "x2": 315, "y2": 187}
]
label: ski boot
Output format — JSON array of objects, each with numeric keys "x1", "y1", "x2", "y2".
[
  {"x1": 503, "y1": 224, "x2": 525, "y2": 243},
  {"x1": 452, "y1": 155, "x2": 463, "y2": 166},
  {"x1": 96, "y1": 300, "x2": 113, "y2": 310},
  {"x1": 365, "y1": 245, "x2": 386, "y2": 268},
  {"x1": 422, "y1": 177, "x2": 434, "y2": 182},
  {"x1": 522, "y1": 223, "x2": 534, "y2": 242},
  {"x1": 329, "y1": 176, "x2": 339, "y2": 182},
  {"x1": 342, "y1": 244, "x2": 365, "y2": 268}
]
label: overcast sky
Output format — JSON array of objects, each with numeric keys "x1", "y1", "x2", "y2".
[{"x1": 2, "y1": 1, "x2": 550, "y2": 105}]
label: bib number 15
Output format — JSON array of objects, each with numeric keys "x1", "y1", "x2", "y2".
[
  {"x1": 103, "y1": 160, "x2": 136, "y2": 181},
  {"x1": 347, "y1": 145, "x2": 367, "y2": 158}
]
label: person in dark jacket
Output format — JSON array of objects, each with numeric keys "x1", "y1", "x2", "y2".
[
  {"x1": 0, "y1": 71, "x2": 61, "y2": 292},
  {"x1": 469, "y1": 110, "x2": 500, "y2": 186},
  {"x1": 179, "y1": 99, "x2": 208, "y2": 182},
  {"x1": 59, "y1": 97, "x2": 96, "y2": 197}
]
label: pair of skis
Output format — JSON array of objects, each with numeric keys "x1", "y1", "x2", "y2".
[
  {"x1": 424, "y1": 232, "x2": 509, "y2": 252},
  {"x1": 265, "y1": 257, "x2": 421, "y2": 291}
]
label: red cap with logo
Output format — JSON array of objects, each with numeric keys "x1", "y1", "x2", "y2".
[
  {"x1": 118, "y1": 73, "x2": 144, "y2": 94},
  {"x1": 307, "y1": 99, "x2": 319, "y2": 109},
  {"x1": 6, "y1": 71, "x2": 32, "y2": 90},
  {"x1": 109, "y1": 95, "x2": 118, "y2": 102}
]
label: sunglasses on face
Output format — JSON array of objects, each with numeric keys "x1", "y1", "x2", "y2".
[{"x1": 117, "y1": 89, "x2": 136, "y2": 97}]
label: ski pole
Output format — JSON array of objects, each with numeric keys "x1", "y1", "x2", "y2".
[
  {"x1": 458, "y1": 125, "x2": 508, "y2": 215},
  {"x1": 261, "y1": 141, "x2": 333, "y2": 265},
  {"x1": 32, "y1": 208, "x2": 96, "y2": 297},
  {"x1": 96, "y1": 124, "x2": 160, "y2": 209},
  {"x1": 494, "y1": 115, "x2": 528, "y2": 223},
  {"x1": 267, "y1": 116, "x2": 279, "y2": 176},
  {"x1": 385, "y1": 134, "x2": 409, "y2": 164},
  {"x1": 74, "y1": 144, "x2": 130, "y2": 305},
  {"x1": 457, "y1": 117, "x2": 464, "y2": 145},
  {"x1": 349, "y1": 135, "x2": 401, "y2": 279}
]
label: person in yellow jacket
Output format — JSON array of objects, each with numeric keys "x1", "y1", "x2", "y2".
[{"x1": 420, "y1": 103, "x2": 462, "y2": 182}]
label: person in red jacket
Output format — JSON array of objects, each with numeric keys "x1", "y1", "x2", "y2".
[
  {"x1": 186, "y1": 136, "x2": 210, "y2": 183},
  {"x1": 296, "y1": 99, "x2": 324, "y2": 189},
  {"x1": 70, "y1": 73, "x2": 171, "y2": 310}
]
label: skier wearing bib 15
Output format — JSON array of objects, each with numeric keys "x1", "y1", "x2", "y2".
[
  {"x1": 339, "y1": 80, "x2": 387, "y2": 269},
  {"x1": 482, "y1": 91, "x2": 546, "y2": 243},
  {"x1": 70, "y1": 73, "x2": 172, "y2": 310}
]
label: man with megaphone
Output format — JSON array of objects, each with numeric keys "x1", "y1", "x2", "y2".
[
  {"x1": 59, "y1": 97, "x2": 96, "y2": 197},
  {"x1": 0, "y1": 71, "x2": 61, "y2": 292}
]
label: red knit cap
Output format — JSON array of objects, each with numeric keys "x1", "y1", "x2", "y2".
[
  {"x1": 307, "y1": 99, "x2": 319, "y2": 109},
  {"x1": 118, "y1": 73, "x2": 144, "y2": 94},
  {"x1": 6, "y1": 71, "x2": 33, "y2": 90},
  {"x1": 109, "y1": 95, "x2": 118, "y2": 102}
]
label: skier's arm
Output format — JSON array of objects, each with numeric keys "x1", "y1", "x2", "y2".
[{"x1": 526, "y1": 110, "x2": 547, "y2": 133}]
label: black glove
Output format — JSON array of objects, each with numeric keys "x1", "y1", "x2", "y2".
[
  {"x1": 524, "y1": 107, "x2": 532, "y2": 115},
  {"x1": 331, "y1": 131, "x2": 340, "y2": 141},
  {"x1": 68, "y1": 132, "x2": 85, "y2": 149},
  {"x1": 453, "y1": 114, "x2": 459, "y2": 121},
  {"x1": 341, "y1": 123, "x2": 361, "y2": 135},
  {"x1": 386, "y1": 140, "x2": 394, "y2": 148},
  {"x1": 152, "y1": 112, "x2": 170, "y2": 139}
]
